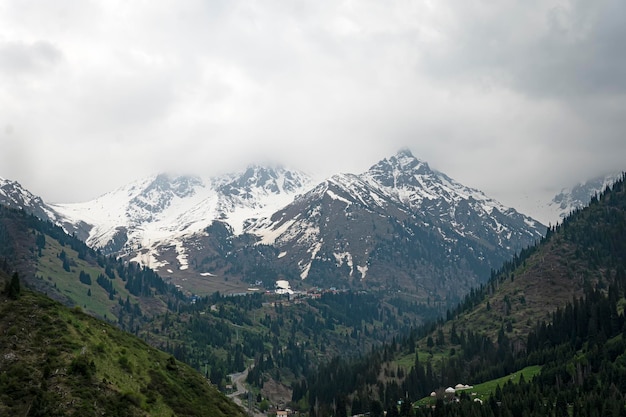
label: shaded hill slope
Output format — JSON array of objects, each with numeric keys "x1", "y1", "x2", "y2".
[
  {"x1": 0, "y1": 204, "x2": 185, "y2": 324},
  {"x1": 437, "y1": 171, "x2": 626, "y2": 348},
  {"x1": 0, "y1": 271, "x2": 245, "y2": 417}
]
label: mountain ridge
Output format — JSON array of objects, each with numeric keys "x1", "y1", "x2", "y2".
[
  {"x1": 244, "y1": 151, "x2": 545, "y2": 296},
  {"x1": 49, "y1": 166, "x2": 313, "y2": 261},
  {"x1": 2, "y1": 151, "x2": 549, "y2": 298}
]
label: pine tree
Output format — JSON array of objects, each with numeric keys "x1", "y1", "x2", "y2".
[{"x1": 5, "y1": 272, "x2": 20, "y2": 300}]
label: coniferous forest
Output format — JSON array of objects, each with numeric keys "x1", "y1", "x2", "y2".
[{"x1": 299, "y1": 174, "x2": 626, "y2": 417}]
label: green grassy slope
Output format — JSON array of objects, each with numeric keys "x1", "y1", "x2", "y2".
[
  {"x1": 415, "y1": 365, "x2": 542, "y2": 406},
  {"x1": 0, "y1": 273, "x2": 246, "y2": 417}
]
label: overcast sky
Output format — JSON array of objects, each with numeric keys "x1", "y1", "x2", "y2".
[{"x1": 1, "y1": 0, "x2": 625, "y2": 221}]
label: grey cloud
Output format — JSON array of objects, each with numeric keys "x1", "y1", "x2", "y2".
[
  {"x1": 518, "y1": 2, "x2": 626, "y2": 97},
  {"x1": 0, "y1": 41, "x2": 63, "y2": 75},
  {"x1": 420, "y1": 1, "x2": 626, "y2": 99},
  {"x1": 0, "y1": 0, "x2": 624, "y2": 213},
  {"x1": 74, "y1": 73, "x2": 177, "y2": 132},
  {"x1": 1, "y1": 0, "x2": 102, "y2": 36}
]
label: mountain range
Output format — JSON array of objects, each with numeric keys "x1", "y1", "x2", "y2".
[
  {"x1": 1, "y1": 149, "x2": 625, "y2": 415},
  {"x1": 0, "y1": 150, "x2": 616, "y2": 300}
]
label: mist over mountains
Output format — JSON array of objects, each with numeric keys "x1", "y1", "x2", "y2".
[
  {"x1": 0, "y1": 150, "x2": 617, "y2": 300},
  {"x1": 546, "y1": 172, "x2": 623, "y2": 223}
]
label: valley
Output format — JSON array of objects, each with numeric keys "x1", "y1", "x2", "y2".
[
  {"x1": 0, "y1": 153, "x2": 623, "y2": 416},
  {"x1": 2, "y1": 0, "x2": 625, "y2": 414}
]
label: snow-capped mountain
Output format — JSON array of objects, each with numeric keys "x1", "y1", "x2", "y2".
[
  {"x1": 0, "y1": 151, "x2": 547, "y2": 299},
  {"x1": 50, "y1": 166, "x2": 313, "y2": 268},
  {"x1": 0, "y1": 177, "x2": 56, "y2": 221},
  {"x1": 546, "y1": 173, "x2": 623, "y2": 223},
  {"x1": 240, "y1": 150, "x2": 545, "y2": 298},
  {"x1": 362, "y1": 150, "x2": 543, "y2": 249}
]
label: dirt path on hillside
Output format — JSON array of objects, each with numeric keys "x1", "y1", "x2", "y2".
[
  {"x1": 228, "y1": 369, "x2": 266, "y2": 417},
  {"x1": 229, "y1": 369, "x2": 248, "y2": 399}
]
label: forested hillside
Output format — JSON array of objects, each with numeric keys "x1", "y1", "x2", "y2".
[
  {"x1": 297, "y1": 173, "x2": 626, "y2": 417},
  {"x1": 0, "y1": 205, "x2": 185, "y2": 324},
  {"x1": 138, "y1": 288, "x2": 441, "y2": 396},
  {"x1": 0, "y1": 203, "x2": 443, "y2": 410}
]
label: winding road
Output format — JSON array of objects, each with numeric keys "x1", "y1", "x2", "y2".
[
  {"x1": 228, "y1": 369, "x2": 249, "y2": 400},
  {"x1": 228, "y1": 369, "x2": 266, "y2": 417}
]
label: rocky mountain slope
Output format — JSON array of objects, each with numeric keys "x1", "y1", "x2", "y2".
[
  {"x1": 2, "y1": 151, "x2": 547, "y2": 299},
  {"x1": 243, "y1": 150, "x2": 545, "y2": 299},
  {"x1": 545, "y1": 172, "x2": 622, "y2": 223},
  {"x1": 0, "y1": 177, "x2": 56, "y2": 222}
]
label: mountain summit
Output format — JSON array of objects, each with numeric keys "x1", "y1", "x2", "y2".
[
  {"x1": 364, "y1": 150, "x2": 542, "y2": 248},
  {"x1": 243, "y1": 150, "x2": 545, "y2": 299},
  {"x1": 0, "y1": 177, "x2": 55, "y2": 221},
  {"x1": 2, "y1": 151, "x2": 546, "y2": 300}
]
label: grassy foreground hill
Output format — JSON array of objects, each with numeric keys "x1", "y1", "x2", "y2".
[{"x1": 0, "y1": 270, "x2": 245, "y2": 417}]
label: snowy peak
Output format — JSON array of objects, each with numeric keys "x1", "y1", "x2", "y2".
[
  {"x1": 127, "y1": 174, "x2": 204, "y2": 223},
  {"x1": 51, "y1": 166, "x2": 313, "y2": 254},
  {"x1": 0, "y1": 177, "x2": 54, "y2": 221},
  {"x1": 0, "y1": 177, "x2": 41, "y2": 208},
  {"x1": 364, "y1": 149, "x2": 432, "y2": 190},
  {"x1": 214, "y1": 165, "x2": 311, "y2": 199},
  {"x1": 548, "y1": 172, "x2": 623, "y2": 222},
  {"x1": 362, "y1": 149, "x2": 503, "y2": 214},
  {"x1": 141, "y1": 174, "x2": 202, "y2": 200}
]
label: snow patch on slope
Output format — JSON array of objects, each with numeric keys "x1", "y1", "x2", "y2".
[
  {"x1": 327, "y1": 190, "x2": 352, "y2": 206},
  {"x1": 334, "y1": 251, "x2": 354, "y2": 276},
  {"x1": 300, "y1": 240, "x2": 322, "y2": 280},
  {"x1": 257, "y1": 217, "x2": 298, "y2": 246},
  {"x1": 357, "y1": 264, "x2": 368, "y2": 280}
]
